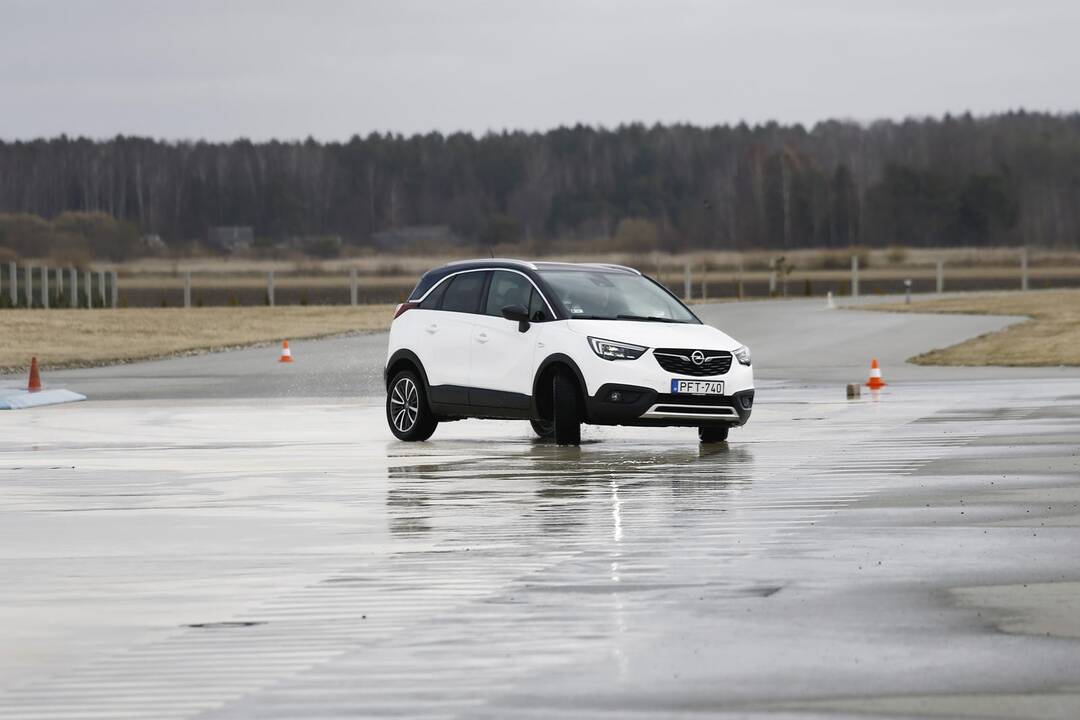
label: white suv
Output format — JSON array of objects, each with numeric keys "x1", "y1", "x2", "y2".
[{"x1": 384, "y1": 260, "x2": 754, "y2": 445}]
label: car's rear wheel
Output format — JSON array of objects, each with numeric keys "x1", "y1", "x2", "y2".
[
  {"x1": 530, "y1": 418, "x2": 555, "y2": 439},
  {"x1": 552, "y1": 372, "x2": 581, "y2": 446},
  {"x1": 387, "y1": 370, "x2": 438, "y2": 441},
  {"x1": 698, "y1": 425, "x2": 729, "y2": 443}
]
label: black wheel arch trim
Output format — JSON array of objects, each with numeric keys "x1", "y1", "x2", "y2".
[
  {"x1": 385, "y1": 349, "x2": 431, "y2": 393},
  {"x1": 532, "y1": 353, "x2": 589, "y2": 421}
]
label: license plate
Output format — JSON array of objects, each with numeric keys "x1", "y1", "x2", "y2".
[{"x1": 671, "y1": 379, "x2": 724, "y2": 395}]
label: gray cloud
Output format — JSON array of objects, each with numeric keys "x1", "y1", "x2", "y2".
[{"x1": 1, "y1": 0, "x2": 1077, "y2": 140}]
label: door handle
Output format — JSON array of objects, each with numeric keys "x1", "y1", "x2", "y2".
[
  {"x1": 476, "y1": 332, "x2": 489, "y2": 343},
  {"x1": 425, "y1": 324, "x2": 438, "y2": 334}
]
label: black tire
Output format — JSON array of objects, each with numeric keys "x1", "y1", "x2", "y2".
[
  {"x1": 698, "y1": 425, "x2": 729, "y2": 443},
  {"x1": 552, "y1": 372, "x2": 582, "y2": 446},
  {"x1": 386, "y1": 370, "x2": 438, "y2": 441},
  {"x1": 530, "y1": 418, "x2": 555, "y2": 439}
]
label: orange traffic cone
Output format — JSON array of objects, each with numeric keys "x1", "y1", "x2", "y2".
[
  {"x1": 27, "y1": 357, "x2": 42, "y2": 392},
  {"x1": 278, "y1": 340, "x2": 294, "y2": 363},
  {"x1": 865, "y1": 358, "x2": 886, "y2": 389}
]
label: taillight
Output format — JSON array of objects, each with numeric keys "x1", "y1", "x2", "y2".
[{"x1": 393, "y1": 302, "x2": 418, "y2": 319}]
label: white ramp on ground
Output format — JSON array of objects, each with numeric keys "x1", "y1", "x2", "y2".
[{"x1": 0, "y1": 387, "x2": 86, "y2": 410}]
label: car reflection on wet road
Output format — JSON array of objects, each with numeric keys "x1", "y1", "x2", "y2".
[
  {"x1": 2, "y1": 378, "x2": 1080, "y2": 718},
  {"x1": 386, "y1": 441, "x2": 755, "y2": 537}
]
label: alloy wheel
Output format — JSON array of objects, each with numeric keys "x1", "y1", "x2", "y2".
[{"x1": 390, "y1": 377, "x2": 419, "y2": 433}]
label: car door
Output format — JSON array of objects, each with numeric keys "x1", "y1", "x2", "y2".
[
  {"x1": 468, "y1": 270, "x2": 547, "y2": 411},
  {"x1": 419, "y1": 270, "x2": 489, "y2": 405}
]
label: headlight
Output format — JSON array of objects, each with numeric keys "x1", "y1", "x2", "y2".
[
  {"x1": 734, "y1": 345, "x2": 752, "y2": 366},
  {"x1": 588, "y1": 337, "x2": 647, "y2": 361}
]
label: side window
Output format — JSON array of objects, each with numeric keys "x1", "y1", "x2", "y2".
[
  {"x1": 419, "y1": 279, "x2": 448, "y2": 309},
  {"x1": 484, "y1": 271, "x2": 534, "y2": 316},
  {"x1": 407, "y1": 274, "x2": 437, "y2": 302},
  {"x1": 440, "y1": 271, "x2": 488, "y2": 314},
  {"x1": 528, "y1": 288, "x2": 551, "y2": 322}
]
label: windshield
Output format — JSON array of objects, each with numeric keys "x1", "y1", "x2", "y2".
[{"x1": 538, "y1": 270, "x2": 699, "y2": 323}]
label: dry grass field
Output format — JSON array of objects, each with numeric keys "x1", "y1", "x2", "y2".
[
  {"x1": 871, "y1": 290, "x2": 1080, "y2": 366},
  {"x1": 0, "y1": 306, "x2": 395, "y2": 372},
  {"x1": 3, "y1": 288, "x2": 1077, "y2": 374}
]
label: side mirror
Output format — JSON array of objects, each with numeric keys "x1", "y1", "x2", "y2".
[{"x1": 501, "y1": 304, "x2": 531, "y2": 333}]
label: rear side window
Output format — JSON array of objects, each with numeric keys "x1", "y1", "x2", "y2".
[
  {"x1": 419, "y1": 279, "x2": 448, "y2": 309},
  {"x1": 484, "y1": 271, "x2": 534, "y2": 316},
  {"x1": 408, "y1": 273, "x2": 440, "y2": 301},
  {"x1": 440, "y1": 271, "x2": 488, "y2": 313}
]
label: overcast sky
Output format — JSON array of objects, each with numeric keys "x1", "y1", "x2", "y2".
[{"x1": 2, "y1": 0, "x2": 1078, "y2": 141}]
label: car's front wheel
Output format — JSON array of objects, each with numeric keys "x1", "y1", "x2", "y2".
[
  {"x1": 530, "y1": 418, "x2": 555, "y2": 439},
  {"x1": 552, "y1": 372, "x2": 581, "y2": 446},
  {"x1": 698, "y1": 425, "x2": 729, "y2": 443},
  {"x1": 386, "y1": 370, "x2": 438, "y2": 441}
]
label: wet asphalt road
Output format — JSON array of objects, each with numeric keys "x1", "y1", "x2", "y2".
[{"x1": 2, "y1": 298, "x2": 1080, "y2": 718}]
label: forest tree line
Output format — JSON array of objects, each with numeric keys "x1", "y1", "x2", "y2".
[{"x1": 0, "y1": 111, "x2": 1078, "y2": 260}]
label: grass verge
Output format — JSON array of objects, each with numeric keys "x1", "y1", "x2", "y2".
[
  {"x1": 868, "y1": 290, "x2": 1080, "y2": 366},
  {"x1": 0, "y1": 305, "x2": 395, "y2": 373}
]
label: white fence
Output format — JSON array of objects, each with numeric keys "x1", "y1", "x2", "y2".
[{"x1": 1, "y1": 262, "x2": 118, "y2": 309}]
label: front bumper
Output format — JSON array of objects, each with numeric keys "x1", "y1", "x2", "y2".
[
  {"x1": 574, "y1": 347, "x2": 754, "y2": 427},
  {"x1": 585, "y1": 383, "x2": 755, "y2": 427}
]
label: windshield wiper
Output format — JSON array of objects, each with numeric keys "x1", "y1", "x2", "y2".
[
  {"x1": 566, "y1": 313, "x2": 685, "y2": 323},
  {"x1": 615, "y1": 314, "x2": 684, "y2": 323}
]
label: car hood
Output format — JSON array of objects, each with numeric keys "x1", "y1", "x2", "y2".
[{"x1": 564, "y1": 319, "x2": 742, "y2": 350}]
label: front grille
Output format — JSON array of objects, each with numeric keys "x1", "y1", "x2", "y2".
[
  {"x1": 653, "y1": 348, "x2": 732, "y2": 376},
  {"x1": 654, "y1": 393, "x2": 732, "y2": 406},
  {"x1": 652, "y1": 405, "x2": 736, "y2": 416}
]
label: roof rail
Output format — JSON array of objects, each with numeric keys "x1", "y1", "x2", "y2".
[
  {"x1": 584, "y1": 263, "x2": 642, "y2": 275},
  {"x1": 444, "y1": 258, "x2": 538, "y2": 270}
]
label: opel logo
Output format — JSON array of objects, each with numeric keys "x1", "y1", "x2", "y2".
[{"x1": 691, "y1": 350, "x2": 705, "y2": 365}]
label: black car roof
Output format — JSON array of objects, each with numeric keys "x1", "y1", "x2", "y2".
[{"x1": 407, "y1": 259, "x2": 641, "y2": 301}]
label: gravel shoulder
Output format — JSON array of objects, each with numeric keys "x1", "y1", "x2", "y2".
[
  {"x1": 865, "y1": 290, "x2": 1080, "y2": 366},
  {"x1": 0, "y1": 305, "x2": 395, "y2": 372}
]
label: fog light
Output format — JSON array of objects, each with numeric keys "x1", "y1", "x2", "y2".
[
  {"x1": 739, "y1": 395, "x2": 753, "y2": 410},
  {"x1": 608, "y1": 391, "x2": 622, "y2": 402}
]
